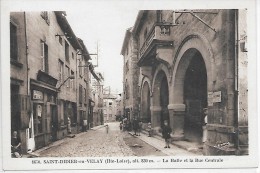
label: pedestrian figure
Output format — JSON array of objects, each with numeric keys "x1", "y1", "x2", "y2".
[
  {"x1": 162, "y1": 120, "x2": 172, "y2": 148},
  {"x1": 119, "y1": 122, "x2": 123, "y2": 130},
  {"x1": 137, "y1": 120, "x2": 142, "y2": 136},
  {"x1": 123, "y1": 118, "x2": 127, "y2": 131},
  {"x1": 132, "y1": 118, "x2": 138, "y2": 135},
  {"x1": 147, "y1": 122, "x2": 153, "y2": 137},
  {"x1": 67, "y1": 117, "x2": 72, "y2": 134},
  {"x1": 106, "y1": 124, "x2": 109, "y2": 134},
  {"x1": 11, "y1": 131, "x2": 22, "y2": 158},
  {"x1": 202, "y1": 108, "x2": 208, "y2": 143}
]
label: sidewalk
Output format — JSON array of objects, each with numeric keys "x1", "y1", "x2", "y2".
[
  {"x1": 25, "y1": 124, "x2": 107, "y2": 157},
  {"x1": 128, "y1": 131, "x2": 203, "y2": 156}
]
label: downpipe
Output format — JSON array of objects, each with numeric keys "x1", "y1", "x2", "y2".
[{"x1": 234, "y1": 9, "x2": 240, "y2": 155}]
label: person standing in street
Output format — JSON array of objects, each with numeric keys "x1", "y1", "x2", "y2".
[
  {"x1": 106, "y1": 124, "x2": 109, "y2": 134},
  {"x1": 137, "y1": 120, "x2": 142, "y2": 136},
  {"x1": 67, "y1": 117, "x2": 72, "y2": 134},
  {"x1": 132, "y1": 118, "x2": 138, "y2": 135},
  {"x1": 147, "y1": 122, "x2": 153, "y2": 137},
  {"x1": 162, "y1": 120, "x2": 172, "y2": 148},
  {"x1": 202, "y1": 108, "x2": 208, "y2": 143}
]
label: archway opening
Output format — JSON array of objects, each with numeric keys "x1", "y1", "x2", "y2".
[
  {"x1": 141, "y1": 81, "x2": 151, "y2": 123},
  {"x1": 183, "y1": 50, "x2": 207, "y2": 143},
  {"x1": 160, "y1": 75, "x2": 169, "y2": 127}
]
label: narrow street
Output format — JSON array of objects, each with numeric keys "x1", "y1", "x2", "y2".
[{"x1": 35, "y1": 122, "x2": 197, "y2": 157}]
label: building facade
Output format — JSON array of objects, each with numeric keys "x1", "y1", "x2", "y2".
[
  {"x1": 10, "y1": 11, "x2": 92, "y2": 153},
  {"x1": 10, "y1": 12, "x2": 30, "y2": 153},
  {"x1": 77, "y1": 38, "x2": 91, "y2": 132},
  {"x1": 123, "y1": 10, "x2": 248, "y2": 155},
  {"x1": 121, "y1": 28, "x2": 140, "y2": 121},
  {"x1": 89, "y1": 70, "x2": 104, "y2": 127},
  {"x1": 103, "y1": 87, "x2": 117, "y2": 122}
]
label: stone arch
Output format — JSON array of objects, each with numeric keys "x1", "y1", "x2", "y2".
[
  {"x1": 172, "y1": 34, "x2": 215, "y2": 105},
  {"x1": 140, "y1": 78, "x2": 152, "y2": 123},
  {"x1": 151, "y1": 63, "x2": 171, "y2": 99},
  {"x1": 151, "y1": 64, "x2": 170, "y2": 128},
  {"x1": 140, "y1": 76, "x2": 152, "y2": 96},
  {"x1": 169, "y1": 34, "x2": 215, "y2": 142}
]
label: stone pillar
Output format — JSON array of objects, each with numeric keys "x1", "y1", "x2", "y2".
[
  {"x1": 150, "y1": 106, "x2": 161, "y2": 129},
  {"x1": 168, "y1": 104, "x2": 185, "y2": 140}
]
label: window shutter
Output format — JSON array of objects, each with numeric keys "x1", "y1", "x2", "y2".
[
  {"x1": 20, "y1": 95, "x2": 30, "y2": 129},
  {"x1": 46, "y1": 103, "x2": 51, "y2": 133},
  {"x1": 41, "y1": 42, "x2": 45, "y2": 71}
]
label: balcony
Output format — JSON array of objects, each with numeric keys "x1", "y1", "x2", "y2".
[{"x1": 138, "y1": 23, "x2": 174, "y2": 67}]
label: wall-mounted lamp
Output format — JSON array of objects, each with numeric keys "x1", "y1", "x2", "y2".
[
  {"x1": 57, "y1": 75, "x2": 75, "y2": 90},
  {"x1": 78, "y1": 53, "x2": 98, "y2": 56},
  {"x1": 55, "y1": 33, "x2": 71, "y2": 39}
]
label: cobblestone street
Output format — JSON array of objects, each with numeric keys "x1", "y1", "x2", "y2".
[
  {"x1": 38, "y1": 122, "x2": 135, "y2": 157},
  {"x1": 35, "y1": 122, "x2": 197, "y2": 157}
]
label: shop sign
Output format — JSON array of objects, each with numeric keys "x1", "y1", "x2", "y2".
[
  {"x1": 208, "y1": 91, "x2": 222, "y2": 106},
  {"x1": 33, "y1": 90, "x2": 43, "y2": 100}
]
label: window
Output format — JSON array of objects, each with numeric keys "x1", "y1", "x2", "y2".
[
  {"x1": 125, "y1": 80, "x2": 129, "y2": 99},
  {"x1": 109, "y1": 102, "x2": 112, "y2": 106},
  {"x1": 10, "y1": 22, "x2": 18, "y2": 60},
  {"x1": 59, "y1": 36, "x2": 62, "y2": 45},
  {"x1": 79, "y1": 84, "x2": 83, "y2": 105},
  {"x1": 65, "y1": 66, "x2": 70, "y2": 88},
  {"x1": 83, "y1": 88, "x2": 86, "y2": 104},
  {"x1": 71, "y1": 70, "x2": 74, "y2": 89},
  {"x1": 65, "y1": 41, "x2": 69, "y2": 62},
  {"x1": 40, "y1": 11, "x2": 50, "y2": 25},
  {"x1": 125, "y1": 61, "x2": 129, "y2": 73},
  {"x1": 79, "y1": 61, "x2": 82, "y2": 76},
  {"x1": 41, "y1": 41, "x2": 49, "y2": 73},
  {"x1": 72, "y1": 52, "x2": 74, "y2": 59},
  {"x1": 58, "y1": 60, "x2": 64, "y2": 82},
  {"x1": 33, "y1": 104, "x2": 43, "y2": 135}
]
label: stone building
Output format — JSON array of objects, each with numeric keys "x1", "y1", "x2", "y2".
[
  {"x1": 123, "y1": 10, "x2": 248, "y2": 155},
  {"x1": 77, "y1": 38, "x2": 91, "y2": 131},
  {"x1": 121, "y1": 28, "x2": 140, "y2": 121},
  {"x1": 89, "y1": 70, "x2": 104, "y2": 127},
  {"x1": 103, "y1": 93, "x2": 117, "y2": 122},
  {"x1": 10, "y1": 11, "x2": 91, "y2": 152},
  {"x1": 10, "y1": 12, "x2": 30, "y2": 153}
]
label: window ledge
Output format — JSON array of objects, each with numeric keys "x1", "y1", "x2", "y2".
[{"x1": 11, "y1": 59, "x2": 23, "y2": 68}]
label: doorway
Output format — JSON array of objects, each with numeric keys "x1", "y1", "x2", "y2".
[
  {"x1": 183, "y1": 50, "x2": 207, "y2": 143},
  {"x1": 160, "y1": 75, "x2": 169, "y2": 127}
]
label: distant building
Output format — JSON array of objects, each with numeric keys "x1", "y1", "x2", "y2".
[
  {"x1": 121, "y1": 28, "x2": 140, "y2": 121},
  {"x1": 115, "y1": 93, "x2": 124, "y2": 121},
  {"x1": 103, "y1": 87, "x2": 117, "y2": 122}
]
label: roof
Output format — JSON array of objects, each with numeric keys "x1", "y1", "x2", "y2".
[
  {"x1": 132, "y1": 10, "x2": 147, "y2": 36},
  {"x1": 120, "y1": 27, "x2": 132, "y2": 55},
  {"x1": 54, "y1": 11, "x2": 82, "y2": 50},
  {"x1": 89, "y1": 63, "x2": 100, "y2": 81},
  {"x1": 78, "y1": 38, "x2": 91, "y2": 61},
  {"x1": 103, "y1": 94, "x2": 117, "y2": 99}
]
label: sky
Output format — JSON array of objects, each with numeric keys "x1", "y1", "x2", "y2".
[{"x1": 65, "y1": 5, "x2": 139, "y2": 94}]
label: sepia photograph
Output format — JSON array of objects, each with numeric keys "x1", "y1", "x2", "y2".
[{"x1": 1, "y1": 0, "x2": 258, "y2": 171}]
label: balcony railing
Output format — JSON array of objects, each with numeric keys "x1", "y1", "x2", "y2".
[{"x1": 139, "y1": 23, "x2": 173, "y2": 58}]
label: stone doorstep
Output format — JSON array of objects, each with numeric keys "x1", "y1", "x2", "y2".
[{"x1": 129, "y1": 130, "x2": 203, "y2": 155}]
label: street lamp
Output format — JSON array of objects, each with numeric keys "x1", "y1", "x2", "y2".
[{"x1": 57, "y1": 75, "x2": 75, "y2": 90}]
